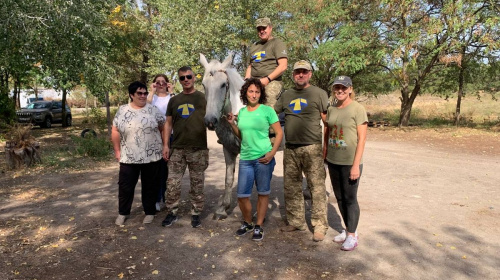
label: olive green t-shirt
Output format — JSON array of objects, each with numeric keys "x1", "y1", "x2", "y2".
[
  {"x1": 249, "y1": 38, "x2": 287, "y2": 79},
  {"x1": 166, "y1": 90, "x2": 207, "y2": 149},
  {"x1": 274, "y1": 85, "x2": 329, "y2": 145},
  {"x1": 325, "y1": 101, "x2": 368, "y2": 165}
]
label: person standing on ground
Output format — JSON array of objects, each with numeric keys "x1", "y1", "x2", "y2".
[
  {"x1": 245, "y1": 17, "x2": 287, "y2": 141},
  {"x1": 147, "y1": 74, "x2": 174, "y2": 211},
  {"x1": 275, "y1": 60, "x2": 329, "y2": 242},
  {"x1": 112, "y1": 81, "x2": 165, "y2": 225},
  {"x1": 324, "y1": 76, "x2": 367, "y2": 251},
  {"x1": 226, "y1": 78, "x2": 283, "y2": 241},
  {"x1": 161, "y1": 66, "x2": 208, "y2": 229}
]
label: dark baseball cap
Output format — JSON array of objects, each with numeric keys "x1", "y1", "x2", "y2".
[{"x1": 333, "y1": 76, "x2": 352, "y2": 87}]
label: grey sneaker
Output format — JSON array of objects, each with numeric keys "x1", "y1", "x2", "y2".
[
  {"x1": 161, "y1": 213, "x2": 178, "y2": 227},
  {"x1": 115, "y1": 214, "x2": 129, "y2": 226},
  {"x1": 235, "y1": 221, "x2": 254, "y2": 236},
  {"x1": 341, "y1": 235, "x2": 358, "y2": 251},
  {"x1": 143, "y1": 215, "x2": 155, "y2": 224}
]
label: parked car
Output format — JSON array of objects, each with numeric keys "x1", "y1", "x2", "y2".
[{"x1": 16, "y1": 101, "x2": 72, "y2": 128}]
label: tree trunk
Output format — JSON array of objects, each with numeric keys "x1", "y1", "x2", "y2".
[
  {"x1": 454, "y1": 47, "x2": 467, "y2": 126},
  {"x1": 5, "y1": 140, "x2": 41, "y2": 169},
  {"x1": 141, "y1": 51, "x2": 149, "y2": 84},
  {"x1": 13, "y1": 79, "x2": 19, "y2": 109},
  {"x1": 106, "y1": 91, "x2": 111, "y2": 139},
  {"x1": 454, "y1": 65, "x2": 465, "y2": 126},
  {"x1": 16, "y1": 79, "x2": 21, "y2": 108},
  {"x1": 398, "y1": 84, "x2": 420, "y2": 127},
  {"x1": 1, "y1": 70, "x2": 9, "y2": 95},
  {"x1": 399, "y1": 100, "x2": 413, "y2": 127},
  {"x1": 62, "y1": 88, "x2": 68, "y2": 127}
]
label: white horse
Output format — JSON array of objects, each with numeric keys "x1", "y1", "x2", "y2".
[{"x1": 200, "y1": 53, "x2": 245, "y2": 219}]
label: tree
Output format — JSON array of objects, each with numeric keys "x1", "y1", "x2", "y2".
[
  {"x1": 147, "y1": 0, "x2": 277, "y2": 79},
  {"x1": 278, "y1": 0, "x2": 391, "y2": 93},
  {"x1": 429, "y1": 0, "x2": 499, "y2": 125},
  {"x1": 0, "y1": 0, "x2": 45, "y2": 109}
]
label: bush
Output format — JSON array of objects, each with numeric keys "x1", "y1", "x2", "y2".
[
  {"x1": 70, "y1": 135, "x2": 111, "y2": 159},
  {"x1": 0, "y1": 94, "x2": 16, "y2": 128},
  {"x1": 82, "y1": 107, "x2": 107, "y2": 130}
]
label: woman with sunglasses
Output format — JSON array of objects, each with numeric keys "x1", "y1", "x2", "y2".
[
  {"x1": 147, "y1": 74, "x2": 174, "y2": 212},
  {"x1": 226, "y1": 78, "x2": 283, "y2": 241},
  {"x1": 112, "y1": 81, "x2": 166, "y2": 225},
  {"x1": 324, "y1": 76, "x2": 368, "y2": 251}
]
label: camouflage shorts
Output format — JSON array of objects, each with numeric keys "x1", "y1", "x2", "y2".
[
  {"x1": 265, "y1": 80, "x2": 283, "y2": 139},
  {"x1": 264, "y1": 80, "x2": 283, "y2": 109}
]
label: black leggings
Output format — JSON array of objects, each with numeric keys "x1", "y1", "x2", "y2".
[{"x1": 327, "y1": 162, "x2": 363, "y2": 233}]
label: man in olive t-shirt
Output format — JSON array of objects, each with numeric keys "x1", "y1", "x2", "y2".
[
  {"x1": 274, "y1": 60, "x2": 329, "y2": 242},
  {"x1": 161, "y1": 66, "x2": 208, "y2": 229},
  {"x1": 245, "y1": 17, "x2": 288, "y2": 141}
]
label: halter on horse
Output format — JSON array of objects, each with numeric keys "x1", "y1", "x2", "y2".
[{"x1": 200, "y1": 53, "x2": 244, "y2": 219}]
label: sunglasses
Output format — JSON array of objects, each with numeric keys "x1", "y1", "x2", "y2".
[
  {"x1": 135, "y1": 91, "x2": 148, "y2": 96},
  {"x1": 155, "y1": 82, "x2": 167, "y2": 86},
  {"x1": 179, "y1": 75, "x2": 193, "y2": 81}
]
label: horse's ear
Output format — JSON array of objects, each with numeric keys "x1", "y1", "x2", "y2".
[
  {"x1": 200, "y1": 53, "x2": 209, "y2": 69},
  {"x1": 221, "y1": 53, "x2": 233, "y2": 69}
]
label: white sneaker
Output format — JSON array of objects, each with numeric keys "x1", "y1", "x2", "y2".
[
  {"x1": 143, "y1": 215, "x2": 155, "y2": 224},
  {"x1": 333, "y1": 230, "x2": 346, "y2": 243},
  {"x1": 341, "y1": 235, "x2": 358, "y2": 251},
  {"x1": 333, "y1": 230, "x2": 358, "y2": 243},
  {"x1": 115, "y1": 215, "x2": 129, "y2": 226}
]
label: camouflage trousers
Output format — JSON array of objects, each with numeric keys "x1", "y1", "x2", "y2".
[
  {"x1": 166, "y1": 148, "x2": 209, "y2": 215},
  {"x1": 265, "y1": 80, "x2": 283, "y2": 140},
  {"x1": 283, "y1": 143, "x2": 328, "y2": 234}
]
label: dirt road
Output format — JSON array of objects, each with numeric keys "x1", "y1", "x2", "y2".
[{"x1": 0, "y1": 128, "x2": 499, "y2": 279}]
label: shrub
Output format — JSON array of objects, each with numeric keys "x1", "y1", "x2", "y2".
[
  {"x1": 82, "y1": 107, "x2": 107, "y2": 129},
  {"x1": 70, "y1": 135, "x2": 111, "y2": 159}
]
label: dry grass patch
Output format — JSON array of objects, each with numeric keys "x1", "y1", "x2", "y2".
[{"x1": 361, "y1": 92, "x2": 499, "y2": 127}]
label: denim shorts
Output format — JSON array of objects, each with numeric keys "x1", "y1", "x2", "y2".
[{"x1": 236, "y1": 157, "x2": 276, "y2": 197}]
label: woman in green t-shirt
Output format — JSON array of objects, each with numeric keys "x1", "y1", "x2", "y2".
[
  {"x1": 227, "y1": 78, "x2": 283, "y2": 242},
  {"x1": 324, "y1": 76, "x2": 368, "y2": 251}
]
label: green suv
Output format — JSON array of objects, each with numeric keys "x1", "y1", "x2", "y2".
[{"x1": 16, "y1": 101, "x2": 72, "y2": 128}]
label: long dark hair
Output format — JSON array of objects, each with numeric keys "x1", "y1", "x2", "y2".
[{"x1": 240, "y1": 78, "x2": 267, "y2": 105}]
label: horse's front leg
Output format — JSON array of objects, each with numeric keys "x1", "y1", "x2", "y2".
[{"x1": 213, "y1": 147, "x2": 237, "y2": 220}]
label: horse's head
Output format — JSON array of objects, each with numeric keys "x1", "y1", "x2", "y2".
[{"x1": 200, "y1": 53, "x2": 234, "y2": 131}]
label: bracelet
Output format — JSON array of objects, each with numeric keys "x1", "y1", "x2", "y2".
[{"x1": 266, "y1": 76, "x2": 272, "y2": 83}]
